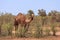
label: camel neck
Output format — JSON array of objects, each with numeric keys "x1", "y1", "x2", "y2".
[
  {"x1": 25, "y1": 16, "x2": 33, "y2": 23},
  {"x1": 29, "y1": 16, "x2": 33, "y2": 22}
]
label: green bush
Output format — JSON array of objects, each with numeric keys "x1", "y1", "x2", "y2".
[
  {"x1": 45, "y1": 28, "x2": 50, "y2": 36},
  {"x1": 34, "y1": 24, "x2": 43, "y2": 38},
  {"x1": 1, "y1": 23, "x2": 13, "y2": 36},
  {"x1": 15, "y1": 27, "x2": 26, "y2": 37},
  {"x1": 51, "y1": 24, "x2": 57, "y2": 36}
]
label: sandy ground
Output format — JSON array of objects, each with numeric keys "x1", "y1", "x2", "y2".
[
  {"x1": 0, "y1": 36, "x2": 60, "y2": 40},
  {"x1": 0, "y1": 32, "x2": 60, "y2": 40},
  {"x1": 0, "y1": 35, "x2": 60, "y2": 40}
]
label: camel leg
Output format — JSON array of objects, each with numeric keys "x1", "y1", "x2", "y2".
[
  {"x1": 12, "y1": 24, "x2": 18, "y2": 37},
  {"x1": 14, "y1": 19, "x2": 18, "y2": 31},
  {"x1": 22, "y1": 24, "x2": 29, "y2": 37},
  {"x1": 26, "y1": 24, "x2": 29, "y2": 31},
  {"x1": 24, "y1": 24, "x2": 29, "y2": 33},
  {"x1": 15, "y1": 25, "x2": 18, "y2": 31}
]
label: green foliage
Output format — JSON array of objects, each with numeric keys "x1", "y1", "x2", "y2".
[
  {"x1": 28, "y1": 10, "x2": 34, "y2": 15},
  {"x1": 45, "y1": 28, "x2": 50, "y2": 36},
  {"x1": 15, "y1": 27, "x2": 26, "y2": 37},
  {"x1": 34, "y1": 23, "x2": 43, "y2": 38},
  {"x1": 1, "y1": 23, "x2": 13, "y2": 36},
  {"x1": 38, "y1": 9, "x2": 46, "y2": 16},
  {"x1": 51, "y1": 24, "x2": 57, "y2": 36}
]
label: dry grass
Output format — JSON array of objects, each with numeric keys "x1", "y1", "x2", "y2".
[{"x1": 0, "y1": 36, "x2": 60, "y2": 40}]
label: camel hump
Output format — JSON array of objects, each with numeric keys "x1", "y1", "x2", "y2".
[
  {"x1": 15, "y1": 12, "x2": 26, "y2": 22},
  {"x1": 17, "y1": 13, "x2": 23, "y2": 16}
]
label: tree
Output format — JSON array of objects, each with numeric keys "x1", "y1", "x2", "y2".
[
  {"x1": 28, "y1": 10, "x2": 34, "y2": 16},
  {"x1": 48, "y1": 10, "x2": 57, "y2": 16},
  {"x1": 48, "y1": 10, "x2": 58, "y2": 23},
  {"x1": 38, "y1": 9, "x2": 47, "y2": 25},
  {"x1": 38, "y1": 9, "x2": 46, "y2": 16}
]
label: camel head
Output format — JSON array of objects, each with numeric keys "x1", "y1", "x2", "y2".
[
  {"x1": 31, "y1": 13, "x2": 34, "y2": 17},
  {"x1": 25, "y1": 13, "x2": 34, "y2": 23},
  {"x1": 30, "y1": 13, "x2": 34, "y2": 20}
]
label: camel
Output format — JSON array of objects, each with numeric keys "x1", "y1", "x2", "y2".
[{"x1": 13, "y1": 12, "x2": 34, "y2": 34}]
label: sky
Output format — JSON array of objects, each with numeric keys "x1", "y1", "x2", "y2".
[{"x1": 0, "y1": 0, "x2": 60, "y2": 15}]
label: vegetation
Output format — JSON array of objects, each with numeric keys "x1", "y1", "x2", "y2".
[{"x1": 0, "y1": 9, "x2": 60, "y2": 38}]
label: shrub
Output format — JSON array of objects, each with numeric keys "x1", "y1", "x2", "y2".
[
  {"x1": 45, "y1": 28, "x2": 50, "y2": 36},
  {"x1": 51, "y1": 24, "x2": 57, "y2": 36},
  {"x1": 1, "y1": 23, "x2": 13, "y2": 36},
  {"x1": 15, "y1": 27, "x2": 26, "y2": 37},
  {"x1": 34, "y1": 24, "x2": 43, "y2": 38}
]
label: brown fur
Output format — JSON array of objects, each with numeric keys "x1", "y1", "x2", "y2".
[{"x1": 14, "y1": 13, "x2": 34, "y2": 32}]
